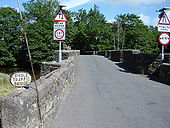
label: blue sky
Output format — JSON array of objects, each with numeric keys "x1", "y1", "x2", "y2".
[{"x1": 0, "y1": 0, "x2": 170, "y2": 25}]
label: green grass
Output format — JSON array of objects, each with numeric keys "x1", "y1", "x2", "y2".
[{"x1": 0, "y1": 73, "x2": 16, "y2": 97}]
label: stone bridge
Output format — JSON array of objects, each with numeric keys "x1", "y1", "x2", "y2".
[{"x1": 0, "y1": 50, "x2": 170, "y2": 128}]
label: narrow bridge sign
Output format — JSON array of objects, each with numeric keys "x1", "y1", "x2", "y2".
[
  {"x1": 10, "y1": 71, "x2": 32, "y2": 87},
  {"x1": 158, "y1": 12, "x2": 170, "y2": 25},
  {"x1": 54, "y1": 22, "x2": 66, "y2": 29},
  {"x1": 158, "y1": 25, "x2": 170, "y2": 32},
  {"x1": 158, "y1": 32, "x2": 170, "y2": 45},
  {"x1": 158, "y1": 12, "x2": 170, "y2": 32},
  {"x1": 53, "y1": 10, "x2": 68, "y2": 22}
]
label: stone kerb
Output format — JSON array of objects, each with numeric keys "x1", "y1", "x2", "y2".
[{"x1": 0, "y1": 56, "x2": 76, "y2": 128}]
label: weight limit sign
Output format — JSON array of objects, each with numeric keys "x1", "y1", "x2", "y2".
[
  {"x1": 158, "y1": 32, "x2": 170, "y2": 45},
  {"x1": 54, "y1": 28, "x2": 65, "y2": 40}
]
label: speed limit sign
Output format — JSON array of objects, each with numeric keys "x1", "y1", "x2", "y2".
[{"x1": 54, "y1": 28, "x2": 65, "y2": 40}]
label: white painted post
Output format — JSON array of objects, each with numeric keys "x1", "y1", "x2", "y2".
[
  {"x1": 59, "y1": 41, "x2": 62, "y2": 63},
  {"x1": 161, "y1": 45, "x2": 164, "y2": 63}
]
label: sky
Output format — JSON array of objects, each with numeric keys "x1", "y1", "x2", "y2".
[{"x1": 0, "y1": 0, "x2": 170, "y2": 26}]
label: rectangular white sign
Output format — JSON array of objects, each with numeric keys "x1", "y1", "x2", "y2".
[
  {"x1": 53, "y1": 28, "x2": 65, "y2": 40},
  {"x1": 158, "y1": 25, "x2": 170, "y2": 32},
  {"x1": 54, "y1": 21, "x2": 66, "y2": 29}
]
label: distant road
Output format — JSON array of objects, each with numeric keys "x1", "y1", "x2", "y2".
[{"x1": 47, "y1": 55, "x2": 170, "y2": 128}]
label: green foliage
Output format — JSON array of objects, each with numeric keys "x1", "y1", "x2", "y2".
[
  {"x1": 0, "y1": 3, "x2": 167, "y2": 68},
  {"x1": 22, "y1": 0, "x2": 59, "y2": 64},
  {"x1": 112, "y1": 13, "x2": 160, "y2": 53},
  {"x1": 23, "y1": 0, "x2": 59, "y2": 21},
  {"x1": 68, "y1": 5, "x2": 113, "y2": 52},
  {"x1": 0, "y1": 0, "x2": 60, "y2": 67},
  {"x1": 0, "y1": 7, "x2": 22, "y2": 67}
]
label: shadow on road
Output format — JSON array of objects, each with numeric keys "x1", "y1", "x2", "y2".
[{"x1": 115, "y1": 62, "x2": 137, "y2": 74}]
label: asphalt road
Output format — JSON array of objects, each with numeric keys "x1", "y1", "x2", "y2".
[{"x1": 47, "y1": 55, "x2": 170, "y2": 128}]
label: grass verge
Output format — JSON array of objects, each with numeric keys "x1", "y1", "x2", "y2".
[{"x1": 0, "y1": 73, "x2": 16, "y2": 97}]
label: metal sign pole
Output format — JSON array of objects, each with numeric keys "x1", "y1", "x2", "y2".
[
  {"x1": 59, "y1": 41, "x2": 62, "y2": 63},
  {"x1": 161, "y1": 45, "x2": 164, "y2": 63}
]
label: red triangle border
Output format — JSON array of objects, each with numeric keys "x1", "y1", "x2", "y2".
[
  {"x1": 158, "y1": 12, "x2": 170, "y2": 25},
  {"x1": 53, "y1": 9, "x2": 68, "y2": 22}
]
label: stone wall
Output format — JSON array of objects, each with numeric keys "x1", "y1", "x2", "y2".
[
  {"x1": 40, "y1": 61, "x2": 61, "y2": 76},
  {"x1": 0, "y1": 55, "x2": 78, "y2": 128},
  {"x1": 83, "y1": 51, "x2": 105, "y2": 56},
  {"x1": 41, "y1": 50, "x2": 80, "y2": 76},
  {"x1": 122, "y1": 50, "x2": 160, "y2": 74},
  {"x1": 159, "y1": 63, "x2": 170, "y2": 85},
  {"x1": 111, "y1": 50, "x2": 123, "y2": 62},
  {"x1": 104, "y1": 49, "x2": 170, "y2": 85},
  {"x1": 55, "y1": 50, "x2": 80, "y2": 62}
]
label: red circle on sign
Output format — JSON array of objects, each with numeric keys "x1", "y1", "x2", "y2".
[
  {"x1": 54, "y1": 29, "x2": 64, "y2": 39},
  {"x1": 158, "y1": 32, "x2": 170, "y2": 45}
]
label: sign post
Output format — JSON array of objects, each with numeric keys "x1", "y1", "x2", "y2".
[
  {"x1": 156, "y1": 7, "x2": 170, "y2": 63},
  {"x1": 59, "y1": 40, "x2": 62, "y2": 63},
  {"x1": 158, "y1": 32, "x2": 170, "y2": 63},
  {"x1": 53, "y1": 5, "x2": 68, "y2": 63},
  {"x1": 161, "y1": 45, "x2": 164, "y2": 63}
]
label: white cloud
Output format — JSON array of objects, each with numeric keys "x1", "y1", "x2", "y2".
[
  {"x1": 59, "y1": 0, "x2": 91, "y2": 9},
  {"x1": 139, "y1": 14, "x2": 150, "y2": 25},
  {"x1": 107, "y1": 18, "x2": 116, "y2": 23},
  {"x1": 153, "y1": 17, "x2": 159, "y2": 26},
  {"x1": 3, "y1": 5, "x2": 9, "y2": 7},
  {"x1": 2, "y1": 5, "x2": 20, "y2": 12},
  {"x1": 94, "y1": 0, "x2": 166, "y2": 7},
  {"x1": 59, "y1": 0, "x2": 166, "y2": 9}
]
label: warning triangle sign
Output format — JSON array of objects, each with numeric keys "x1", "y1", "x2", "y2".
[
  {"x1": 158, "y1": 12, "x2": 170, "y2": 25},
  {"x1": 53, "y1": 10, "x2": 68, "y2": 22}
]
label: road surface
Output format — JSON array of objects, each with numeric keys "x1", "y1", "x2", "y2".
[{"x1": 47, "y1": 55, "x2": 170, "y2": 128}]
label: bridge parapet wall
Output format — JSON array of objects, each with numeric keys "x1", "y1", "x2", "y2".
[
  {"x1": 55, "y1": 50, "x2": 80, "y2": 62},
  {"x1": 0, "y1": 50, "x2": 80, "y2": 128},
  {"x1": 159, "y1": 63, "x2": 170, "y2": 85},
  {"x1": 104, "y1": 49, "x2": 170, "y2": 85},
  {"x1": 41, "y1": 50, "x2": 80, "y2": 76},
  {"x1": 122, "y1": 50, "x2": 160, "y2": 74}
]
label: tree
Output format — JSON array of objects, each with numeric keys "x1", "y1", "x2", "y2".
[
  {"x1": 113, "y1": 14, "x2": 143, "y2": 50},
  {"x1": 0, "y1": 7, "x2": 22, "y2": 67},
  {"x1": 70, "y1": 5, "x2": 113, "y2": 52},
  {"x1": 22, "y1": 0, "x2": 59, "y2": 65},
  {"x1": 113, "y1": 14, "x2": 160, "y2": 53}
]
